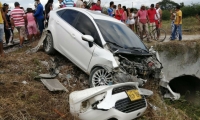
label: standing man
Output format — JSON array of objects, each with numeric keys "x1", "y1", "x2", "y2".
[
  {"x1": 0, "y1": 1, "x2": 8, "y2": 57},
  {"x1": 171, "y1": 5, "x2": 182, "y2": 41},
  {"x1": 107, "y1": 1, "x2": 114, "y2": 17},
  {"x1": 91, "y1": 0, "x2": 102, "y2": 13},
  {"x1": 137, "y1": 4, "x2": 150, "y2": 41},
  {"x1": 10, "y1": 2, "x2": 26, "y2": 48},
  {"x1": 155, "y1": 3, "x2": 162, "y2": 39},
  {"x1": 34, "y1": 0, "x2": 44, "y2": 36},
  {"x1": 148, "y1": 4, "x2": 157, "y2": 37}
]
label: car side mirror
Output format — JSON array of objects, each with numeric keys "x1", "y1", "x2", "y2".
[{"x1": 82, "y1": 35, "x2": 94, "y2": 47}]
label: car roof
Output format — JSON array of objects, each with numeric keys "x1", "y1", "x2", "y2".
[{"x1": 55, "y1": 7, "x2": 123, "y2": 24}]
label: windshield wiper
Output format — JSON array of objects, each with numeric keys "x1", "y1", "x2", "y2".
[
  {"x1": 106, "y1": 41, "x2": 124, "y2": 48},
  {"x1": 126, "y1": 47, "x2": 148, "y2": 52}
]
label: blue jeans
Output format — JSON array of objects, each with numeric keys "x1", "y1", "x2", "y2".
[
  {"x1": 171, "y1": 24, "x2": 182, "y2": 40},
  {"x1": 36, "y1": 18, "x2": 44, "y2": 35},
  {"x1": 0, "y1": 24, "x2": 4, "y2": 43}
]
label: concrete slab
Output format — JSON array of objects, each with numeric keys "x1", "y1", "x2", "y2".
[{"x1": 41, "y1": 79, "x2": 68, "y2": 92}]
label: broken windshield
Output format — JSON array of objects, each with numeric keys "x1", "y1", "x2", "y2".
[{"x1": 95, "y1": 19, "x2": 147, "y2": 51}]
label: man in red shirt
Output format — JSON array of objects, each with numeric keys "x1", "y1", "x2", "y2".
[
  {"x1": 147, "y1": 4, "x2": 158, "y2": 37},
  {"x1": 115, "y1": 4, "x2": 123, "y2": 21},
  {"x1": 91, "y1": 0, "x2": 102, "y2": 13}
]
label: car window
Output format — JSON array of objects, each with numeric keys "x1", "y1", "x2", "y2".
[
  {"x1": 95, "y1": 19, "x2": 147, "y2": 50},
  {"x1": 57, "y1": 9, "x2": 66, "y2": 17},
  {"x1": 61, "y1": 10, "x2": 79, "y2": 25},
  {"x1": 74, "y1": 13, "x2": 102, "y2": 47}
]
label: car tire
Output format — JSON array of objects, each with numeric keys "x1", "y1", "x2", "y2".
[
  {"x1": 43, "y1": 33, "x2": 55, "y2": 55},
  {"x1": 89, "y1": 67, "x2": 113, "y2": 87}
]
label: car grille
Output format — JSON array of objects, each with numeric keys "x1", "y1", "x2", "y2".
[
  {"x1": 112, "y1": 86, "x2": 136, "y2": 95},
  {"x1": 115, "y1": 96, "x2": 146, "y2": 113}
]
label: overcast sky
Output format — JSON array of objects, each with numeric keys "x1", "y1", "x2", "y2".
[{"x1": 1, "y1": 0, "x2": 199, "y2": 10}]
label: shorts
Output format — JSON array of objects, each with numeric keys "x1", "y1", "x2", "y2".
[
  {"x1": 0, "y1": 24, "x2": 4, "y2": 42},
  {"x1": 155, "y1": 20, "x2": 162, "y2": 28},
  {"x1": 16, "y1": 26, "x2": 26, "y2": 38},
  {"x1": 139, "y1": 22, "x2": 148, "y2": 33},
  {"x1": 129, "y1": 19, "x2": 135, "y2": 25},
  {"x1": 27, "y1": 23, "x2": 37, "y2": 35}
]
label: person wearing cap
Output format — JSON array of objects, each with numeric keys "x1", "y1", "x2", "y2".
[
  {"x1": 137, "y1": 4, "x2": 150, "y2": 41},
  {"x1": 34, "y1": 0, "x2": 44, "y2": 36},
  {"x1": 148, "y1": 4, "x2": 158, "y2": 38},
  {"x1": 10, "y1": 2, "x2": 27, "y2": 47},
  {"x1": 0, "y1": 1, "x2": 9, "y2": 57}
]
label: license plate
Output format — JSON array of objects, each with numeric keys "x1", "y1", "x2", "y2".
[{"x1": 126, "y1": 89, "x2": 142, "y2": 101}]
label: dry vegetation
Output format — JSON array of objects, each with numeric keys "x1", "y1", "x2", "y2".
[
  {"x1": 0, "y1": 40, "x2": 199, "y2": 120},
  {"x1": 0, "y1": 42, "x2": 87, "y2": 120}
]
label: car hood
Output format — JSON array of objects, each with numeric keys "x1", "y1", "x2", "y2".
[{"x1": 108, "y1": 44, "x2": 152, "y2": 56}]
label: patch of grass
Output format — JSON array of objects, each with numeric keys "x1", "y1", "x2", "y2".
[
  {"x1": 146, "y1": 40, "x2": 200, "y2": 63},
  {"x1": 162, "y1": 17, "x2": 200, "y2": 34},
  {"x1": 165, "y1": 97, "x2": 200, "y2": 120}
]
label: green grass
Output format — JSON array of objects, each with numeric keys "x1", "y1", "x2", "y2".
[{"x1": 162, "y1": 17, "x2": 200, "y2": 34}]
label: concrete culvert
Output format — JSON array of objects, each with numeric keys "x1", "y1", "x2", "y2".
[{"x1": 169, "y1": 75, "x2": 200, "y2": 105}]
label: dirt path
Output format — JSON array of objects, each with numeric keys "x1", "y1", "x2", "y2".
[{"x1": 164, "y1": 34, "x2": 200, "y2": 42}]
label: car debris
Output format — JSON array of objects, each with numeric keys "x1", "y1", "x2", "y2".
[
  {"x1": 38, "y1": 74, "x2": 57, "y2": 79},
  {"x1": 26, "y1": 30, "x2": 47, "y2": 54},
  {"x1": 41, "y1": 79, "x2": 68, "y2": 92},
  {"x1": 70, "y1": 82, "x2": 152, "y2": 120}
]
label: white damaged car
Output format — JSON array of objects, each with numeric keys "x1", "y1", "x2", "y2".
[
  {"x1": 44, "y1": 7, "x2": 180, "y2": 100},
  {"x1": 70, "y1": 82, "x2": 153, "y2": 120}
]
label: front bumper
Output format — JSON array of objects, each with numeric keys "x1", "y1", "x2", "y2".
[{"x1": 70, "y1": 82, "x2": 148, "y2": 120}]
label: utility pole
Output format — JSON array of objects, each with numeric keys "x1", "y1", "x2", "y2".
[{"x1": 132, "y1": 2, "x2": 133, "y2": 8}]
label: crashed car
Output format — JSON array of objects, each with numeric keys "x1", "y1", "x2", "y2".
[
  {"x1": 44, "y1": 7, "x2": 180, "y2": 100},
  {"x1": 70, "y1": 82, "x2": 153, "y2": 120}
]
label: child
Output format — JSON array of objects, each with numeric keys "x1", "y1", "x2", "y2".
[
  {"x1": 3, "y1": 7, "x2": 13, "y2": 45},
  {"x1": 26, "y1": 8, "x2": 38, "y2": 41}
]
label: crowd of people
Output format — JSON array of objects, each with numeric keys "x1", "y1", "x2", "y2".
[
  {"x1": 0, "y1": 0, "x2": 199, "y2": 58},
  {"x1": 107, "y1": 2, "x2": 163, "y2": 41}
]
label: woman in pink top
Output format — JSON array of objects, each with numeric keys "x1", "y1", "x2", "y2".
[
  {"x1": 26, "y1": 8, "x2": 38, "y2": 41},
  {"x1": 122, "y1": 6, "x2": 128, "y2": 24}
]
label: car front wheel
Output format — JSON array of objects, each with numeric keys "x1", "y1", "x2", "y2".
[
  {"x1": 43, "y1": 33, "x2": 55, "y2": 55},
  {"x1": 89, "y1": 67, "x2": 113, "y2": 87}
]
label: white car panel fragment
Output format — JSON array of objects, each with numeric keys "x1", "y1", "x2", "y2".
[
  {"x1": 70, "y1": 82, "x2": 149, "y2": 120},
  {"x1": 41, "y1": 79, "x2": 68, "y2": 92}
]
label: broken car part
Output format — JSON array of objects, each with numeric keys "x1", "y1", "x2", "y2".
[
  {"x1": 26, "y1": 30, "x2": 47, "y2": 54},
  {"x1": 41, "y1": 79, "x2": 68, "y2": 92},
  {"x1": 70, "y1": 82, "x2": 152, "y2": 120}
]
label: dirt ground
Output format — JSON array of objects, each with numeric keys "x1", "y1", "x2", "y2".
[{"x1": 0, "y1": 41, "x2": 192, "y2": 120}]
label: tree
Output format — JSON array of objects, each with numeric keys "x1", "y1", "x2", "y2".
[
  {"x1": 180, "y1": 2, "x2": 184, "y2": 7},
  {"x1": 157, "y1": 0, "x2": 179, "y2": 10}
]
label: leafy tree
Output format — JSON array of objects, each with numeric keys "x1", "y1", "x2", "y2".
[{"x1": 157, "y1": 0, "x2": 179, "y2": 10}]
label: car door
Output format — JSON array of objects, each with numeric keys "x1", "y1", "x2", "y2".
[
  {"x1": 54, "y1": 9, "x2": 79, "y2": 61},
  {"x1": 68, "y1": 12, "x2": 102, "y2": 72}
]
